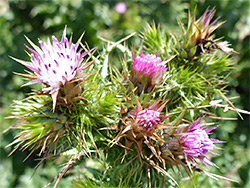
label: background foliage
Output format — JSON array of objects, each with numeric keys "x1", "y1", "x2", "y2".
[{"x1": 0, "y1": 0, "x2": 249, "y2": 187}]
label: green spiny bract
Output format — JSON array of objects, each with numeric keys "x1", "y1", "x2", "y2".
[{"x1": 9, "y1": 96, "x2": 69, "y2": 157}]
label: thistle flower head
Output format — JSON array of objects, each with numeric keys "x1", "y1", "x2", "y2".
[
  {"x1": 135, "y1": 101, "x2": 164, "y2": 133},
  {"x1": 130, "y1": 50, "x2": 167, "y2": 93},
  {"x1": 179, "y1": 118, "x2": 220, "y2": 167},
  {"x1": 177, "y1": 7, "x2": 232, "y2": 58},
  {"x1": 13, "y1": 27, "x2": 93, "y2": 110},
  {"x1": 188, "y1": 7, "x2": 222, "y2": 47},
  {"x1": 112, "y1": 98, "x2": 170, "y2": 160},
  {"x1": 161, "y1": 117, "x2": 221, "y2": 173},
  {"x1": 136, "y1": 109, "x2": 160, "y2": 132}
]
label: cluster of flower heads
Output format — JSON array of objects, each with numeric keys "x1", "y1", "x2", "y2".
[
  {"x1": 11, "y1": 7, "x2": 238, "y2": 187},
  {"x1": 117, "y1": 7, "x2": 228, "y2": 171},
  {"x1": 115, "y1": 98, "x2": 220, "y2": 168},
  {"x1": 14, "y1": 16, "x2": 221, "y2": 168},
  {"x1": 118, "y1": 44, "x2": 221, "y2": 170}
]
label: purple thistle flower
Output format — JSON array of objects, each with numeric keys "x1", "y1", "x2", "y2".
[
  {"x1": 113, "y1": 98, "x2": 169, "y2": 160},
  {"x1": 13, "y1": 26, "x2": 93, "y2": 110},
  {"x1": 179, "y1": 118, "x2": 221, "y2": 167},
  {"x1": 136, "y1": 109, "x2": 161, "y2": 132},
  {"x1": 114, "y1": 2, "x2": 127, "y2": 14},
  {"x1": 130, "y1": 51, "x2": 167, "y2": 93},
  {"x1": 134, "y1": 98, "x2": 168, "y2": 132}
]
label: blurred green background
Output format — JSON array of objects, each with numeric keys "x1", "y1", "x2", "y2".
[{"x1": 0, "y1": 0, "x2": 249, "y2": 187}]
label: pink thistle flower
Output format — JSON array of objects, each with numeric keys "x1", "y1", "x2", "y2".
[
  {"x1": 112, "y1": 98, "x2": 170, "y2": 160},
  {"x1": 12, "y1": 26, "x2": 93, "y2": 110},
  {"x1": 130, "y1": 51, "x2": 167, "y2": 93},
  {"x1": 136, "y1": 109, "x2": 161, "y2": 132},
  {"x1": 179, "y1": 118, "x2": 221, "y2": 167},
  {"x1": 134, "y1": 98, "x2": 168, "y2": 132}
]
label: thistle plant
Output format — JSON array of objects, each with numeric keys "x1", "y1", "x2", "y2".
[{"x1": 5, "y1": 7, "x2": 250, "y2": 188}]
